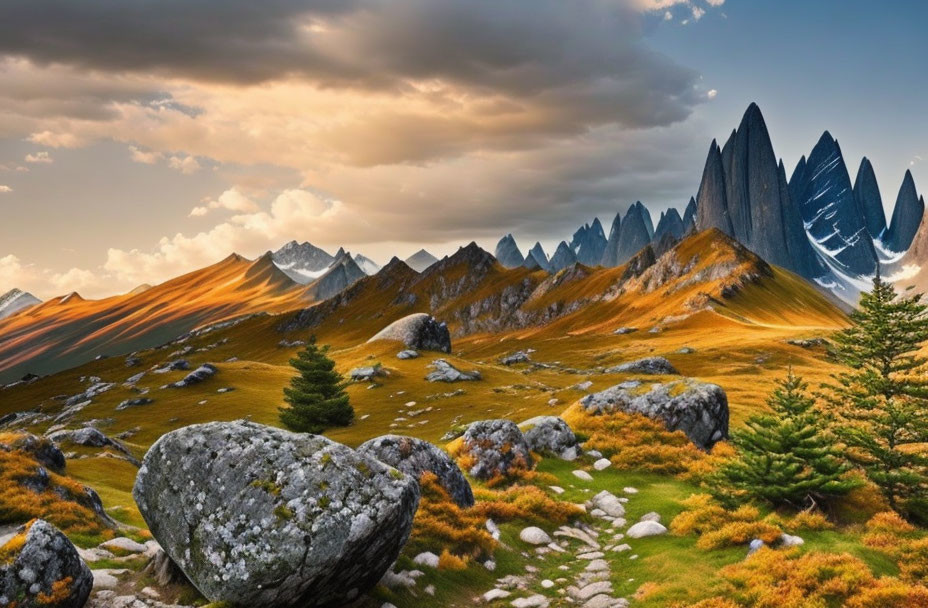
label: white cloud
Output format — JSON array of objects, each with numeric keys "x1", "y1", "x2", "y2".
[
  {"x1": 129, "y1": 146, "x2": 162, "y2": 164},
  {"x1": 105, "y1": 188, "x2": 358, "y2": 285},
  {"x1": 692, "y1": 6, "x2": 706, "y2": 20},
  {"x1": 24, "y1": 150, "x2": 52, "y2": 163},
  {"x1": 189, "y1": 187, "x2": 260, "y2": 217},
  {"x1": 706, "y1": 0, "x2": 725, "y2": 6},
  {"x1": 663, "y1": 11, "x2": 673, "y2": 20},
  {"x1": 28, "y1": 131, "x2": 86, "y2": 148},
  {"x1": 707, "y1": 89, "x2": 718, "y2": 99},
  {"x1": 0, "y1": 185, "x2": 11, "y2": 193},
  {"x1": 168, "y1": 155, "x2": 201, "y2": 174}
]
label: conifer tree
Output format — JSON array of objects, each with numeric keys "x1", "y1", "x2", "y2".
[
  {"x1": 825, "y1": 275, "x2": 928, "y2": 515},
  {"x1": 279, "y1": 338, "x2": 353, "y2": 433},
  {"x1": 715, "y1": 370, "x2": 855, "y2": 508}
]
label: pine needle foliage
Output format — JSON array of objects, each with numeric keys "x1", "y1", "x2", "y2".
[
  {"x1": 279, "y1": 338, "x2": 353, "y2": 433},
  {"x1": 824, "y1": 275, "x2": 928, "y2": 516},
  {"x1": 715, "y1": 370, "x2": 855, "y2": 509}
]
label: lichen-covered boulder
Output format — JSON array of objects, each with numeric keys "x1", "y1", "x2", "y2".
[
  {"x1": 169, "y1": 363, "x2": 217, "y2": 388},
  {"x1": 358, "y1": 434, "x2": 474, "y2": 507},
  {"x1": 0, "y1": 519, "x2": 92, "y2": 608},
  {"x1": 518, "y1": 416, "x2": 579, "y2": 461},
  {"x1": 0, "y1": 432, "x2": 66, "y2": 472},
  {"x1": 368, "y1": 313, "x2": 451, "y2": 353},
  {"x1": 604, "y1": 357, "x2": 678, "y2": 375},
  {"x1": 579, "y1": 380, "x2": 728, "y2": 449},
  {"x1": 133, "y1": 421, "x2": 420, "y2": 608},
  {"x1": 454, "y1": 420, "x2": 534, "y2": 480}
]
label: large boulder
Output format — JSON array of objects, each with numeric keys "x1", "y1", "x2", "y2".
[
  {"x1": 0, "y1": 432, "x2": 66, "y2": 472},
  {"x1": 0, "y1": 519, "x2": 93, "y2": 608},
  {"x1": 454, "y1": 420, "x2": 534, "y2": 480},
  {"x1": 518, "y1": 416, "x2": 579, "y2": 460},
  {"x1": 133, "y1": 421, "x2": 420, "y2": 608},
  {"x1": 358, "y1": 435, "x2": 474, "y2": 507},
  {"x1": 368, "y1": 313, "x2": 451, "y2": 353},
  {"x1": 579, "y1": 380, "x2": 728, "y2": 449}
]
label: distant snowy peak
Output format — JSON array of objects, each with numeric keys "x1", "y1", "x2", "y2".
[
  {"x1": 404, "y1": 249, "x2": 440, "y2": 273},
  {"x1": 353, "y1": 253, "x2": 381, "y2": 275},
  {"x1": 272, "y1": 240, "x2": 335, "y2": 283},
  {"x1": 0, "y1": 288, "x2": 41, "y2": 320}
]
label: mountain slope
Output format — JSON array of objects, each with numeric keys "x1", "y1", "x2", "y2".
[
  {"x1": 353, "y1": 253, "x2": 381, "y2": 275},
  {"x1": 0, "y1": 254, "x2": 317, "y2": 382},
  {"x1": 0, "y1": 289, "x2": 41, "y2": 320},
  {"x1": 272, "y1": 240, "x2": 334, "y2": 283}
]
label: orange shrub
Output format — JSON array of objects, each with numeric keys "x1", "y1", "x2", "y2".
[
  {"x1": 783, "y1": 510, "x2": 833, "y2": 532},
  {"x1": 562, "y1": 404, "x2": 707, "y2": 475},
  {"x1": 696, "y1": 521, "x2": 782, "y2": 550},
  {"x1": 408, "y1": 473, "x2": 496, "y2": 558},
  {"x1": 437, "y1": 549, "x2": 468, "y2": 571},
  {"x1": 680, "y1": 548, "x2": 928, "y2": 608},
  {"x1": 899, "y1": 538, "x2": 928, "y2": 582},
  {"x1": 0, "y1": 450, "x2": 111, "y2": 536},
  {"x1": 472, "y1": 484, "x2": 582, "y2": 527},
  {"x1": 863, "y1": 511, "x2": 916, "y2": 553},
  {"x1": 671, "y1": 494, "x2": 786, "y2": 550}
]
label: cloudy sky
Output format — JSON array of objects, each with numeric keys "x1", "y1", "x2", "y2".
[{"x1": 0, "y1": 0, "x2": 925, "y2": 299}]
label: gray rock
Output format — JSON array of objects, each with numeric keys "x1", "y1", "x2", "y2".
[
  {"x1": 425, "y1": 359, "x2": 481, "y2": 383},
  {"x1": 519, "y1": 527, "x2": 552, "y2": 546},
  {"x1": 396, "y1": 350, "x2": 420, "y2": 360},
  {"x1": 500, "y1": 351, "x2": 531, "y2": 366},
  {"x1": 133, "y1": 421, "x2": 419, "y2": 608},
  {"x1": 169, "y1": 364, "x2": 217, "y2": 388},
  {"x1": 358, "y1": 434, "x2": 474, "y2": 507},
  {"x1": 457, "y1": 420, "x2": 534, "y2": 480},
  {"x1": 580, "y1": 379, "x2": 728, "y2": 449},
  {"x1": 152, "y1": 359, "x2": 189, "y2": 374},
  {"x1": 368, "y1": 313, "x2": 451, "y2": 353},
  {"x1": 350, "y1": 365, "x2": 387, "y2": 382},
  {"x1": 604, "y1": 357, "x2": 678, "y2": 375},
  {"x1": 65, "y1": 382, "x2": 114, "y2": 407},
  {"x1": 116, "y1": 398, "x2": 154, "y2": 411},
  {"x1": 47, "y1": 427, "x2": 139, "y2": 467},
  {"x1": 0, "y1": 519, "x2": 92, "y2": 607},
  {"x1": 518, "y1": 416, "x2": 579, "y2": 460},
  {"x1": 613, "y1": 327, "x2": 638, "y2": 335},
  {"x1": 626, "y1": 521, "x2": 667, "y2": 538},
  {"x1": 0, "y1": 431, "x2": 66, "y2": 472}
]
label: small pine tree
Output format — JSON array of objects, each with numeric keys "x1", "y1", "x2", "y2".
[
  {"x1": 715, "y1": 370, "x2": 856, "y2": 509},
  {"x1": 825, "y1": 275, "x2": 928, "y2": 515},
  {"x1": 279, "y1": 338, "x2": 353, "y2": 433}
]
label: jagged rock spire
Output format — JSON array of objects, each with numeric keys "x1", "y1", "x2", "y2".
[
  {"x1": 886, "y1": 170, "x2": 925, "y2": 252},
  {"x1": 853, "y1": 157, "x2": 887, "y2": 239}
]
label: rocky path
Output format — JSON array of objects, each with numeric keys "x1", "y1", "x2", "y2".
[{"x1": 478, "y1": 475, "x2": 667, "y2": 608}]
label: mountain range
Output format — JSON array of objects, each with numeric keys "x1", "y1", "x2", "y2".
[{"x1": 2, "y1": 102, "x2": 927, "y2": 382}]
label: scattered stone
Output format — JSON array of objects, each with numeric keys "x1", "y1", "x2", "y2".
[
  {"x1": 169, "y1": 364, "x2": 217, "y2": 388},
  {"x1": 358, "y1": 434, "x2": 474, "y2": 507},
  {"x1": 590, "y1": 491, "x2": 625, "y2": 518},
  {"x1": 520, "y1": 527, "x2": 553, "y2": 546},
  {"x1": 350, "y1": 365, "x2": 388, "y2": 382},
  {"x1": 572, "y1": 381, "x2": 594, "y2": 391},
  {"x1": 116, "y1": 397, "x2": 154, "y2": 411},
  {"x1": 786, "y1": 338, "x2": 829, "y2": 349},
  {"x1": 639, "y1": 512, "x2": 661, "y2": 523},
  {"x1": 623, "y1": 487, "x2": 638, "y2": 494},
  {"x1": 518, "y1": 416, "x2": 579, "y2": 460},
  {"x1": 484, "y1": 589, "x2": 511, "y2": 601},
  {"x1": 512, "y1": 595, "x2": 549, "y2": 608},
  {"x1": 593, "y1": 458, "x2": 611, "y2": 471},
  {"x1": 780, "y1": 533, "x2": 804, "y2": 547},
  {"x1": 613, "y1": 327, "x2": 638, "y2": 335},
  {"x1": 677, "y1": 347, "x2": 696, "y2": 354},
  {"x1": 573, "y1": 470, "x2": 593, "y2": 482},
  {"x1": 0, "y1": 519, "x2": 92, "y2": 607},
  {"x1": 604, "y1": 357, "x2": 678, "y2": 375},
  {"x1": 413, "y1": 552, "x2": 440, "y2": 568},
  {"x1": 456, "y1": 420, "x2": 534, "y2": 480},
  {"x1": 133, "y1": 420, "x2": 420, "y2": 608},
  {"x1": 152, "y1": 359, "x2": 189, "y2": 374},
  {"x1": 397, "y1": 350, "x2": 420, "y2": 360},
  {"x1": 101, "y1": 537, "x2": 148, "y2": 554},
  {"x1": 217, "y1": 387, "x2": 235, "y2": 393},
  {"x1": 747, "y1": 538, "x2": 765, "y2": 556},
  {"x1": 426, "y1": 359, "x2": 481, "y2": 382},
  {"x1": 580, "y1": 379, "x2": 729, "y2": 449},
  {"x1": 278, "y1": 339, "x2": 306, "y2": 348},
  {"x1": 368, "y1": 313, "x2": 452, "y2": 353},
  {"x1": 626, "y1": 521, "x2": 667, "y2": 538},
  {"x1": 500, "y1": 351, "x2": 532, "y2": 366}
]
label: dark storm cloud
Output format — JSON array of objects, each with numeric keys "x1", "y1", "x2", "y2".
[{"x1": 0, "y1": 0, "x2": 704, "y2": 129}]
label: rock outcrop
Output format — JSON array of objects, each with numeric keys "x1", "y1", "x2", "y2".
[
  {"x1": 570, "y1": 219, "x2": 608, "y2": 266},
  {"x1": 0, "y1": 432, "x2": 65, "y2": 472},
  {"x1": 306, "y1": 249, "x2": 367, "y2": 300},
  {"x1": 358, "y1": 434, "x2": 474, "y2": 507},
  {"x1": 0, "y1": 519, "x2": 93, "y2": 608},
  {"x1": 549, "y1": 241, "x2": 578, "y2": 272},
  {"x1": 454, "y1": 420, "x2": 534, "y2": 480},
  {"x1": 697, "y1": 103, "x2": 822, "y2": 281},
  {"x1": 425, "y1": 359, "x2": 481, "y2": 382},
  {"x1": 518, "y1": 416, "x2": 579, "y2": 460},
  {"x1": 682, "y1": 197, "x2": 698, "y2": 233},
  {"x1": 579, "y1": 379, "x2": 728, "y2": 449},
  {"x1": 169, "y1": 363, "x2": 217, "y2": 388},
  {"x1": 603, "y1": 202, "x2": 653, "y2": 267},
  {"x1": 853, "y1": 157, "x2": 887, "y2": 239},
  {"x1": 526, "y1": 242, "x2": 551, "y2": 272},
  {"x1": 368, "y1": 313, "x2": 452, "y2": 353},
  {"x1": 495, "y1": 234, "x2": 525, "y2": 268},
  {"x1": 133, "y1": 421, "x2": 420, "y2": 608},
  {"x1": 886, "y1": 170, "x2": 925, "y2": 253},
  {"x1": 604, "y1": 357, "x2": 678, "y2": 375},
  {"x1": 652, "y1": 208, "x2": 686, "y2": 244}
]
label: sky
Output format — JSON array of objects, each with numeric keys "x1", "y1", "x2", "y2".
[{"x1": 0, "y1": 0, "x2": 925, "y2": 299}]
